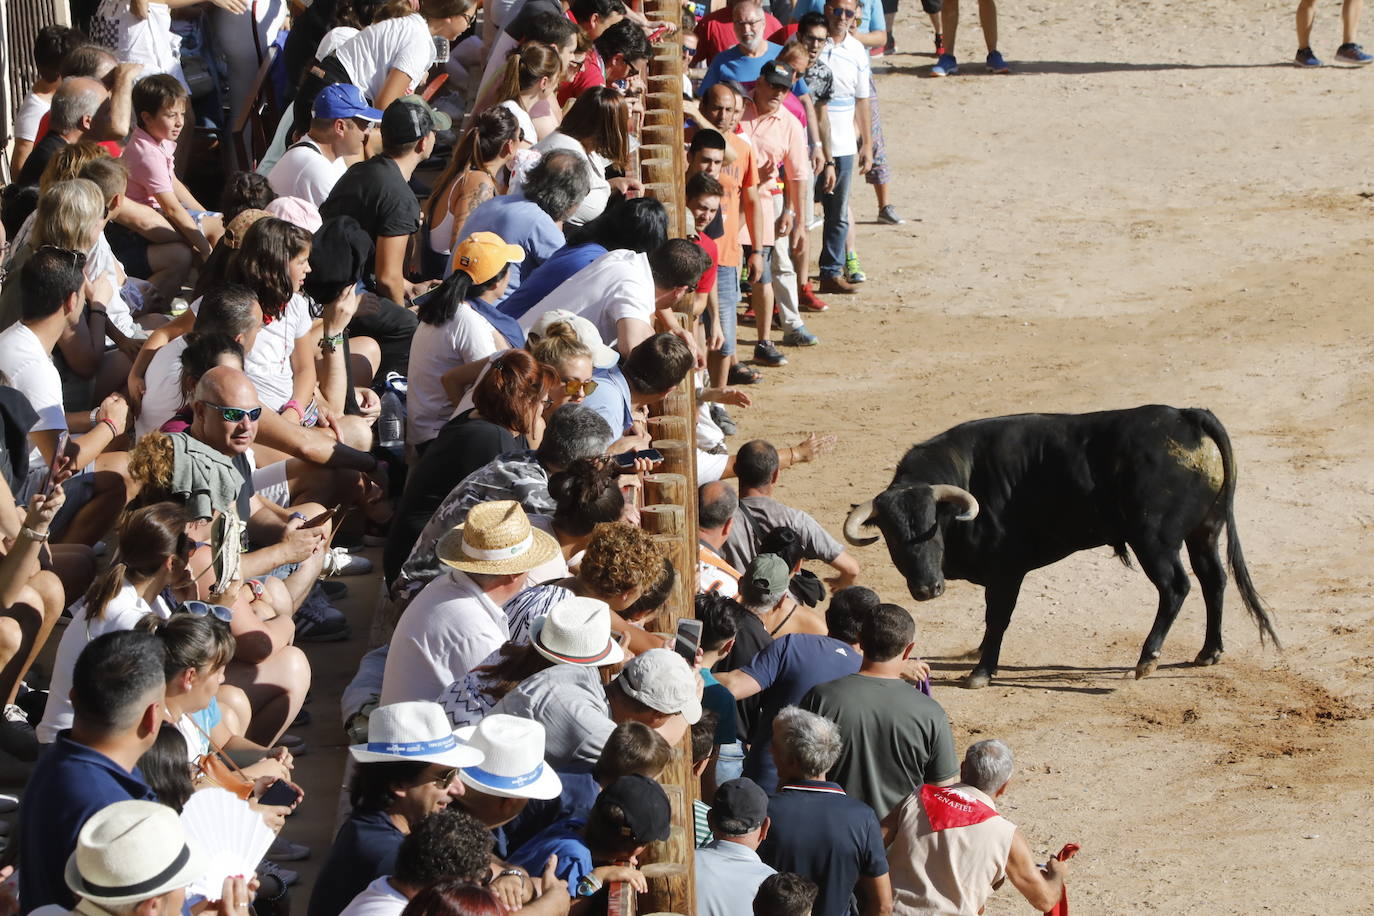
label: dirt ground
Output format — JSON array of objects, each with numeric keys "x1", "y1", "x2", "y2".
[{"x1": 266, "y1": 0, "x2": 1374, "y2": 911}]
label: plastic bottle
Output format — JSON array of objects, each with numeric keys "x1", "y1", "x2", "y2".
[{"x1": 378, "y1": 390, "x2": 404, "y2": 450}]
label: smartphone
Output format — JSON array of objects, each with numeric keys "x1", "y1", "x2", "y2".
[
  {"x1": 302, "y1": 506, "x2": 339, "y2": 529},
  {"x1": 258, "y1": 778, "x2": 301, "y2": 807},
  {"x1": 614, "y1": 448, "x2": 664, "y2": 469},
  {"x1": 647, "y1": 24, "x2": 670, "y2": 42},
  {"x1": 674, "y1": 618, "x2": 703, "y2": 667},
  {"x1": 40, "y1": 431, "x2": 72, "y2": 498}
]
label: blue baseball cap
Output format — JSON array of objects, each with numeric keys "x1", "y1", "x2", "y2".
[{"x1": 312, "y1": 83, "x2": 384, "y2": 122}]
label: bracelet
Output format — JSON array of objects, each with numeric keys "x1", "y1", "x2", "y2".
[
  {"x1": 496, "y1": 869, "x2": 528, "y2": 893},
  {"x1": 89, "y1": 309, "x2": 107, "y2": 318},
  {"x1": 89, "y1": 407, "x2": 100, "y2": 426},
  {"x1": 576, "y1": 874, "x2": 603, "y2": 897},
  {"x1": 20, "y1": 527, "x2": 49, "y2": 542},
  {"x1": 319, "y1": 332, "x2": 345, "y2": 354},
  {"x1": 99, "y1": 417, "x2": 119, "y2": 437},
  {"x1": 280, "y1": 400, "x2": 303, "y2": 418}
]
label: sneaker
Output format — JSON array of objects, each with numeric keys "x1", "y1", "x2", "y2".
[
  {"x1": 267, "y1": 837, "x2": 311, "y2": 862},
  {"x1": 292, "y1": 708, "x2": 312, "y2": 728},
  {"x1": 782, "y1": 325, "x2": 820, "y2": 347},
  {"x1": 319, "y1": 579, "x2": 349, "y2": 601},
  {"x1": 1335, "y1": 42, "x2": 1373, "y2": 63},
  {"x1": 877, "y1": 205, "x2": 906, "y2": 225},
  {"x1": 709, "y1": 404, "x2": 738, "y2": 436},
  {"x1": 799, "y1": 283, "x2": 830, "y2": 312},
  {"x1": 0, "y1": 795, "x2": 18, "y2": 815},
  {"x1": 0, "y1": 705, "x2": 38, "y2": 762},
  {"x1": 727, "y1": 364, "x2": 762, "y2": 385},
  {"x1": 931, "y1": 53, "x2": 958, "y2": 76},
  {"x1": 293, "y1": 589, "x2": 351, "y2": 642},
  {"x1": 845, "y1": 252, "x2": 867, "y2": 283},
  {"x1": 934, "y1": 32, "x2": 945, "y2": 55},
  {"x1": 806, "y1": 212, "x2": 823, "y2": 230},
  {"x1": 753, "y1": 341, "x2": 789, "y2": 367},
  {"x1": 276, "y1": 733, "x2": 308, "y2": 756},
  {"x1": 884, "y1": 34, "x2": 896, "y2": 54},
  {"x1": 1294, "y1": 46, "x2": 1323, "y2": 67},
  {"x1": 986, "y1": 50, "x2": 1010, "y2": 73},
  {"x1": 258, "y1": 860, "x2": 299, "y2": 888},
  {"x1": 322, "y1": 546, "x2": 372, "y2": 577}
]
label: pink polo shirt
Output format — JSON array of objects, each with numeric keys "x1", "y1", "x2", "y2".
[
  {"x1": 738, "y1": 97, "x2": 809, "y2": 205},
  {"x1": 120, "y1": 127, "x2": 178, "y2": 208}
]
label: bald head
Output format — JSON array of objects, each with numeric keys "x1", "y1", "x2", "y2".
[
  {"x1": 50, "y1": 77, "x2": 108, "y2": 134},
  {"x1": 195, "y1": 366, "x2": 257, "y2": 407},
  {"x1": 698, "y1": 480, "x2": 739, "y2": 531},
  {"x1": 192, "y1": 367, "x2": 261, "y2": 456}
]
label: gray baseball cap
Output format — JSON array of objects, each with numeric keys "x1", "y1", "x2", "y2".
[{"x1": 616, "y1": 648, "x2": 702, "y2": 724}]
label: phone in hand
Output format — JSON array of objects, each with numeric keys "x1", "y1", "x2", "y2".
[
  {"x1": 647, "y1": 23, "x2": 670, "y2": 42},
  {"x1": 614, "y1": 448, "x2": 664, "y2": 469},
  {"x1": 302, "y1": 505, "x2": 340, "y2": 529},
  {"x1": 674, "y1": 618, "x2": 703, "y2": 667},
  {"x1": 40, "y1": 431, "x2": 72, "y2": 499},
  {"x1": 258, "y1": 778, "x2": 301, "y2": 807}
]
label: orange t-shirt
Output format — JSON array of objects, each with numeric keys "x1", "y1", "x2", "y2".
[{"x1": 717, "y1": 130, "x2": 762, "y2": 262}]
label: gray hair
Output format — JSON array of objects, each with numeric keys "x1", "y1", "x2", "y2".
[
  {"x1": 51, "y1": 77, "x2": 105, "y2": 132},
  {"x1": 961, "y1": 739, "x2": 1014, "y2": 794},
  {"x1": 697, "y1": 481, "x2": 738, "y2": 531},
  {"x1": 536, "y1": 403, "x2": 613, "y2": 470},
  {"x1": 522, "y1": 149, "x2": 592, "y2": 222},
  {"x1": 772, "y1": 706, "x2": 841, "y2": 778}
]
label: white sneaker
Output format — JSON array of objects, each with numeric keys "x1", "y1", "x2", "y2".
[{"x1": 322, "y1": 547, "x2": 372, "y2": 577}]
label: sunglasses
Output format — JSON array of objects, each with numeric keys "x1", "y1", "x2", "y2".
[
  {"x1": 561, "y1": 378, "x2": 599, "y2": 397},
  {"x1": 205, "y1": 403, "x2": 263, "y2": 423},
  {"x1": 176, "y1": 600, "x2": 234, "y2": 622},
  {"x1": 37, "y1": 244, "x2": 88, "y2": 271},
  {"x1": 428, "y1": 767, "x2": 459, "y2": 788},
  {"x1": 801, "y1": 33, "x2": 828, "y2": 44},
  {"x1": 826, "y1": 6, "x2": 857, "y2": 16}
]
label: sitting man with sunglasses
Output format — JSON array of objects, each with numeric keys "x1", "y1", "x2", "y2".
[{"x1": 267, "y1": 83, "x2": 382, "y2": 208}]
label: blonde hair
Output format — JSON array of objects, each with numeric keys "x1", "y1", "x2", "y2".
[
  {"x1": 32, "y1": 178, "x2": 105, "y2": 251},
  {"x1": 530, "y1": 321, "x2": 593, "y2": 374},
  {"x1": 38, "y1": 140, "x2": 109, "y2": 193}
]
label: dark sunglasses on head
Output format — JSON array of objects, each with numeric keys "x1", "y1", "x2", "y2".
[
  {"x1": 827, "y1": 6, "x2": 857, "y2": 16},
  {"x1": 205, "y1": 403, "x2": 263, "y2": 422},
  {"x1": 37, "y1": 244, "x2": 88, "y2": 271},
  {"x1": 176, "y1": 600, "x2": 234, "y2": 622},
  {"x1": 562, "y1": 378, "x2": 598, "y2": 397}
]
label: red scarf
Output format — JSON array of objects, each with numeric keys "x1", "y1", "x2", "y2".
[
  {"x1": 919, "y1": 785, "x2": 1000, "y2": 831},
  {"x1": 1044, "y1": 843, "x2": 1079, "y2": 916}
]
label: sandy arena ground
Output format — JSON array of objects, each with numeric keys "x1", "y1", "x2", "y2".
[{"x1": 272, "y1": 0, "x2": 1374, "y2": 910}]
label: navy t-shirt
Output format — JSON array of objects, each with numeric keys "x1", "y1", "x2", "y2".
[
  {"x1": 758, "y1": 780, "x2": 888, "y2": 916},
  {"x1": 740, "y1": 634, "x2": 861, "y2": 792},
  {"x1": 308, "y1": 808, "x2": 405, "y2": 916}
]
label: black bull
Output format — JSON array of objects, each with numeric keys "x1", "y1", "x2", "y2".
[{"x1": 843, "y1": 405, "x2": 1279, "y2": 687}]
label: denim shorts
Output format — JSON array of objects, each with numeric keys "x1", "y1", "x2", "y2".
[
  {"x1": 715, "y1": 265, "x2": 739, "y2": 357},
  {"x1": 741, "y1": 245, "x2": 774, "y2": 285}
]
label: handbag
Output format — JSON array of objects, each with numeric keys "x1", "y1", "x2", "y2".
[{"x1": 189, "y1": 716, "x2": 255, "y2": 801}]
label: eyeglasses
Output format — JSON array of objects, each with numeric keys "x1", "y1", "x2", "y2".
[
  {"x1": 826, "y1": 6, "x2": 857, "y2": 17},
  {"x1": 801, "y1": 33, "x2": 828, "y2": 45},
  {"x1": 561, "y1": 378, "x2": 598, "y2": 397},
  {"x1": 204, "y1": 403, "x2": 263, "y2": 423},
  {"x1": 37, "y1": 245, "x2": 88, "y2": 271},
  {"x1": 627, "y1": 60, "x2": 642, "y2": 78},
  {"x1": 736, "y1": 16, "x2": 763, "y2": 27},
  {"x1": 176, "y1": 600, "x2": 234, "y2": 622},
  {"x1": 429, "y1": 768, "x2": 459, "y2": 788},
  {"x1": 351, "y1": 117, "x2": 374, "y2": 133}
]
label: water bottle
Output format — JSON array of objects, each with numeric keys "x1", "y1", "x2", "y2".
[{"x1": 378, "y1": 390, "x2": 404, "y2": 451}]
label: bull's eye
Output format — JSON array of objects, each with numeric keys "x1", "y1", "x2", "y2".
[{"x1": 906, "y1": 522, "x2": 939, "y2": 545}]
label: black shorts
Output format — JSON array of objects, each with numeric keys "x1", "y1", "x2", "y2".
[
  {"x1": 105, "y1": 222, "x2": 152, "y2": 279},
  {"x1": 920, "y1": 0, "x2": 943, "y2": 14}
]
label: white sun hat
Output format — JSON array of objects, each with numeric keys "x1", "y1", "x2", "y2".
[
  {"x1": 530, "y1": 595, "x2": 626, "y2": 667},
  {"x1": 455, "y1": 715, "x2": 564, "y2": 799},
  {"x1": 349, "y1": 701, "x2": 487, "y2": 767},
  {"x1": 65, "y1": 800, "x2": 205, "y2": 907},
  {"x1": 528, "y1": 309, "x2": 619, "y2": 369}
]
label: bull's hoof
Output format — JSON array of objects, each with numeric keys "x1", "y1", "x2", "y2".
[
  {"x1": 1193, "y1": 648, "x2": 1224, "y2": 667},
  {"x1": 1134, "y1": 657, "x2": 1159, "y2": 680},
  {"x1": 964, "y1": 671, "x2": 992, "y2": 689}
]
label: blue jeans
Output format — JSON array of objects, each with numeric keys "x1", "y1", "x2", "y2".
[
  {"x1": 820, "y1": 154, "x2": 855, "y2": 278},
  {"x1": 715, "y1": 265, "x2": 739, "y2": 357}
]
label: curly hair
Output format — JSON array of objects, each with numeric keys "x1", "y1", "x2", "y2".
[
  {"x1": 578, "y1": 522, "x2": 665, "y2": 597},
  {"x1": 393, "y1": 809, "x2": 494, "y2": 887},
  {"x1": 128, "y1": 432, "x2": 176, "y2": 499}
]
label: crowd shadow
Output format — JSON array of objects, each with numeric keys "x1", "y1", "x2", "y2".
[{"x1": 877, "y1": 58, "x2": 1296, "y2": 76}]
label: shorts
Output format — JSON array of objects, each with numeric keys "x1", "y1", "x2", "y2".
[
  {"x1": 741, "y1": 245, "x2": 774, "y2": 285},
  {"x1": 882, "y1": 0, "x2": 899, "y2": 14},
  {"x1": 18, "y1": 464, "x2": 97, "y2": 539},
  {"x1": 105, "y1": 222, "x2": 152, "y2": 280},
  {"x1": 714, "y1": 265, "x2": 739, "y2": 357},
  {"x1": 921, "y1": 0, "x2": 942, "y2": 13},
  {"x1": 252, "y1": 460, "x2": 291, "y2": 508}
]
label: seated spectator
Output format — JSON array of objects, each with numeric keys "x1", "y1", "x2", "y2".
[
  {"x1": 340, "y1": 808, "x2": 496, "y2": 916},
  {"x1": 471, "y1": 10, "x2": 579, "y2": 124},
  {"x1": 382, "y1": 501, "x2": 561, "y2": 705},
  {"x1": 698, "y1": 481, "x2": 743, "y2": 597},
  {"x1": 268, "y1": 83, "x2": 383, "y2": 207},
  {"x1": 696, "y1": 778, "x2": 777, "y2": 916},
  {"x1": 150, "y1": 334, "x2": 250, "y2": 435},
  {"x1": 753, "y1": 873, "x2": 819, "y2": 916},
  {"x1": 759, "y1": 707, "x2": 890, "y2": 916},
  {"x1": 581, "y1": 333, "x2": 695, "y2": 452},
  {"x1": 8, "y1": 25, "x2": 85, "y2": 176},
  {"x1": 18, "y1": 630, "x2": 165, "y2": 910},
  {"x1": 407, "y1": 235, "x2": 530, "y2": 450},
  {"x1": 508, "y1": 774, "x2": 668, "y2": 897},
  {"x1": 405, "y1": 880, "x2": 531, "y2": 916},
  {"x1": 800, "y1": 604, "x2": 959, "y2": 820},
  {"x1": 456, "y1": 149, "x2": 592, "y2": 302},
  {"x1": 736, "y1": 554, "x2": 828, "y2": 639},
  {"x1": 451, "y1": 714, "x2": 565, "y2": 834},
  {"x1": 884, "y1": 740, "x2": 1070, "y2": 916},
  {"x1": 526, "y1": 316, "x2": 615, "y2": 411},
  {"x1": 310, "y1": 700, "x2": 486, "y2": 916},
  {"x1": 0, "y1": 247, "x2": 131, "y2": 546},
  {"x1": 721, "y1": 440, "x2": 859, "y2": 589},
  {"x1": 493, "y1": 647, "x2": 702, "y2": 771},
  {"x1": 424, "y1": 107, "x2": 523, "y2": 278},
  {"x1": 494, "y1": 43, "x2": 565, "y2": 147},
  {"x1": 2, "y1": 77, "x2": 108, "y2": 236}
]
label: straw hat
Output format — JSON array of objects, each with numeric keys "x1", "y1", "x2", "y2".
[
  {"x1": 436, "y1": 501, "x2": 560, "y2": 575},
  {"x1": 223, "y1": 209, "x2": 270, "y2": 249},
  {"x1": 455, "y1": 715, "x2": 563, "y2": 799},
  {"x1": 64, "y1": 800, "x2": 205, "y2": 907},
  {"x1": 349, "y1": 701, "x2": 487, "y2": 766},
  {"x1": 530, "y1": 595, "x2": 625, "y2": 667}
]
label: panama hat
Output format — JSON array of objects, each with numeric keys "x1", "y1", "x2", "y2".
[
  {"x1": 530, "y1": 595, "x2": 626, "y2": 667},
  {"x1": 349, "y1": 701, "x2": 486, "y2": 767},
  {"x1": 455, "y1": 715, "x2": 563, "y2": 799},
  {"x1": 65, "y1": 800, "x2": 205, "y2": 907},
  {"x1": 436, "y1": 500, "x2": 560, "y2": 575}
]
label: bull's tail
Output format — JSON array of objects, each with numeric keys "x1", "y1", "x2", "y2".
[{"x1": 1186, "y1": 408, "x2": 1281, "y2": 649}]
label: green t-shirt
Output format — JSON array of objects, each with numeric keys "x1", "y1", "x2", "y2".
[{"x1": 799, "y1": 674, "x2": 959, "y2": 820}]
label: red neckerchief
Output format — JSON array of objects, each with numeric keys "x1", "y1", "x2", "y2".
[{"x1": 919, "y1": 784, "x2": 999, "y2": 832}]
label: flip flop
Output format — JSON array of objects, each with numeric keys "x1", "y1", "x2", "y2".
[{"x1": 729, "y1": 365, "x2": 763, "y2": 385}]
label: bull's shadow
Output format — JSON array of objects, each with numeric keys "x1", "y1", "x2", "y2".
[{"x1": 924, "y1": 658, "x2": 1200, "y2": 694}]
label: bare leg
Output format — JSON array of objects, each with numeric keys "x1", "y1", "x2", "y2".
[
  {"x1": 225, "y1": 645, "x2": 311, "y2": 746},
  {"x1": 1342, "y1": 0, "x2": 1362, "y2": 43},
  {"x1": 58, "y1": 454, "x2": 132, "y2": 547},
  {"x1": 216, "y1": 683, "x2": 254, "y2": 738},
  {"x1": 145, "y1": 241, "x2": 193, "y2": 306},
  {"x1": 0, "y1": 573, "x2": 65, "y2": 704},
  {"x1": 929, "y1": 10, "x2": 942, "y2": 41},
  {"x1": 1297, "y1": 0, "x2": 1319, "y2": 48},
  {"x1": 942, "y1": 0, "x2": 960, "y2": 53},
  {"x1": 45, "y1": 545, "x2": 98, "y2": 604},
  {"x1": 753, "y1": 267, "x2": 775, "y2": 347},
  {"x1": 348, "y1": 337, "x2": 380, "y2": 386},
  {"x1": 94, "y1": 350, "x2": 133, "y2": 401},
  {"x1": 978, "y1": 0, "x2": 998, "y2": 52}
]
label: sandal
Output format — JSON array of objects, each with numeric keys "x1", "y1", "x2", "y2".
[{"x1": 728, "y1": 365, "x2": 762, "y2": 385}]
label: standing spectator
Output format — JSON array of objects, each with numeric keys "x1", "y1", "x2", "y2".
[
  {"x1": 736, "y1": 554, "x2": 827, "y2": 639},
  {"x1": 695, "y1": 0, "x2": 782, "y2": 65},
  {"x1": 759, "y1": 707, "x2": 891, "y2": 916},
  {"x1": 800, "y1": 604, "x2": 959, "y2": 820},
  {"x1": 931, "y1": 0, "x2": 1007, "y2": 75},
  {"x1": 268, "y1": 83, "x2": 383, "y2": 207},
  {"x1": 1295, "y1": 0, "x2": 1372, "y2": 64},
  {"x1": 699, "y1": 480, "x2": 744, "y2": 598},
  {"x1": 700, "y1": 1, "x2": 786, "y2": 94},
  {"x1": 753, "y1": 873, "x2": 819, "y2": 916},
  {"x1": 815, "y1": 0, "x2": 871, "y2": 296},
  {"x1": 696, "y1": 778, "x2": 778, "y2": 916},
  {"x1": 884, "y1": 740, "x2": 1070, "y2": 915}
]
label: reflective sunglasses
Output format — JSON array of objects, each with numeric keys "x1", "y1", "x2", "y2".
[
  {"x1": 205, "y1": 403, "x2": 263, "y2": 422},
  {"x1": 826, "y1": 6, "x2": 857, "y2": 16},
  {"x1": 562, "y1": 378, "x2": 599, "y2": 397},
  {"x1": 176, "y1": 600, "x2": 234, "y2": 622}
]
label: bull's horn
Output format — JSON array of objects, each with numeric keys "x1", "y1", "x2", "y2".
[
  {"x1": 931, "y1": 484, "x2": 979, "y2": 521},
  {"x1": 843, "y1": 500, "x2": 880, "y2": 545}
]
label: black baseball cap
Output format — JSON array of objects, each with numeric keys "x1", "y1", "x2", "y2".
[
  {"x1": 759, "y1": 59, "x2": 797, "y2": 89},
  {"x1": 594, "y1": 774, "x2": 671, "y2": 845},
  {"x1": 305, "y1": 216, "x2": 372, "y2": 304},
  {"x1": 379, "y1": 94, "x2": 452, "y2": 146},
  {"x1": 712, "y1": 777, "x2": 769, "y2": 834}
]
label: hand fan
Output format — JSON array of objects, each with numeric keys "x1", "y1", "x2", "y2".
[{"x1": 180, "y1": 788, "x2": 277, "y2": 901}]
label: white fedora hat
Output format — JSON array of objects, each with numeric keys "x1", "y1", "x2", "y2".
[
  {"x1": 65, "y1": 800, "x2": 205, "y2": 907},
  {"x1": 530, "y1": 595, "x2": 626, "y2": 668},
  {"x1": 456, "y1": 715, "x2": 563, "y2": 799},
  {"x1": 350, "y1": 701, "x2": 487, "y2": 767}
]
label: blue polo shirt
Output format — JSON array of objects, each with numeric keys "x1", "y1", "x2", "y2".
[
  {"x1": 699, "y1": 44, "x2": 813, "y2": 97},
  {"x1": 758, "y1": 780, "x2": 888, "y2": 916},
  {"x1": 307, "y1": 808, "x2": 405, "y2": 916},
  {"x1": 507, "y1": 818, "x2": 595, "y2": 895},
  {"x1": 496, "y1": 770, "x2": 599, "y2": 858},
  {"x1": 456, "y1": 193, "x2": 567, "y2": 303},
  {"x1": 581, "y1": 366, "x2": 633, "y2": 437},
  {"x1": 18, "y1": 733, "x2": 158, "y2": 911},
  {"x1": 497, "y1": 242, "x2": 608, "y2": 320},
  {"x1": 740, "y1": 634, "x2": 861, "y2": 792}
]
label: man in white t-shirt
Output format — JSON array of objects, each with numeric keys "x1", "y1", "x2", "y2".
[
  {"x1": 517, "y1": 238, "x2": 709, "y2": 360},
  {"x1": 816, "y1": 0, "x2": 872, "y2": 294},
  {"x1": 268, "y1": 83, "x2": 382, "y2": 207},
  {"x1": 0, "y1": 248, "x2": 131, "y2": 545}
]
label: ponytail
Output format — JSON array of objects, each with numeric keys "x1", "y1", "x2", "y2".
[
  {"x1": 82, "y1": 503, "x2": 192, "y2": 624},
  {"x1": 530, "y1": 320, "x2": 593, "y2": 373},
  {"x1": 417, "y1": 260, "x2": 512, "y2": 326},
  {"x1": 138, "y1": 612, "x2": 236, "y2": 681},
  {"x1": 496, "y1": 43, "x2": 563, "y2": 106}
]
